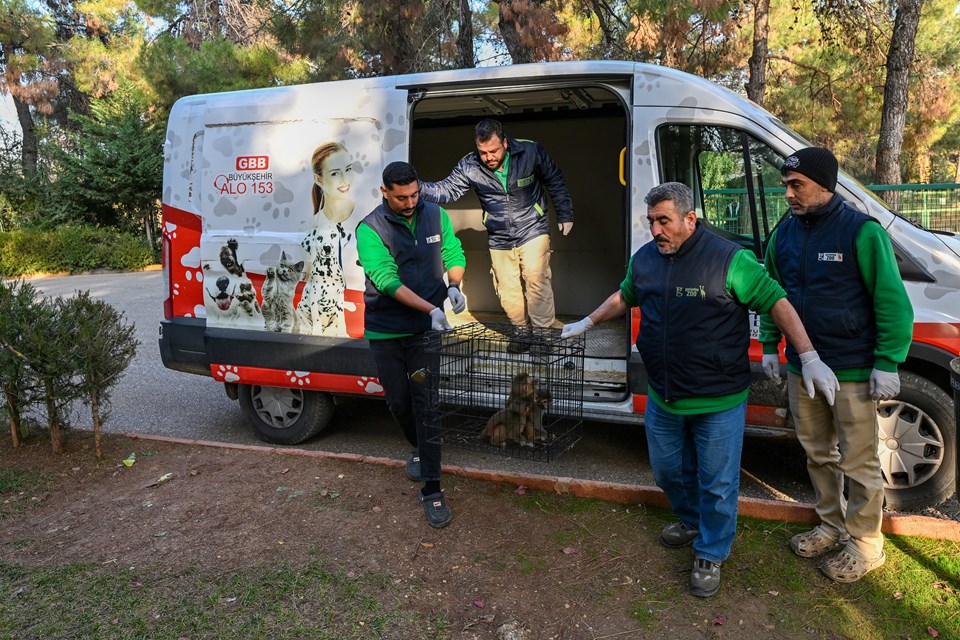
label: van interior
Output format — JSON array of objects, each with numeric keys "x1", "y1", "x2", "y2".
[{"x1": 409, "y1": 82, "x2": 632, "y2": 401}]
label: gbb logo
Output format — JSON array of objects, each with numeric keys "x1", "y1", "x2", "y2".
[{"x1": 236, "y1": 156, "x2": 269, "y2": 171}]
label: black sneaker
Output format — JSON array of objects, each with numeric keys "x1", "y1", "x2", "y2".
[
  {"x1": 659, "y1": 521, "x2": 699, "y2": 548},
  {"x1": 507, "y1": 338, "x2": 530, "y2": 354},
  {"x1": 421, "y1": 491, "x2": 452, "y2": 528},
  {"x1": 406, "y1": 450, "x2": 421, "y2": 481},
  {"x1": 690, "y1": 558, "x2": 721, "y2": 597},
  {"x1": 529, "y1": 339, "x2": 552, "y2": 358}
]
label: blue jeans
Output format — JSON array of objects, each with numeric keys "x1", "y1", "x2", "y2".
[{"x1": 644, "y1": 399, "x2": 747, "y2": 563}]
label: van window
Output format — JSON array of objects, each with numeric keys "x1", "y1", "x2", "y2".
[{"x1": 657, "y1": 124, "x2": 788, "y2": 258}]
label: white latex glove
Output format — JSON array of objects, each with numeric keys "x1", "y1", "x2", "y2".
[
  {"x1": 560, "y1": 316, "x2": 593, "y2": 339},
  {"x1": 762, "y1": 353, "x2": 781, "y2": 381},
  {"x1": 447, "y1": 286, "x2": 466, "y2": 313},
  {"x1": 429, "y1": 307, "x2": 451, "y2": 331},
  {"x1": 869, "y1": 368, "x2": 900, "y2": 400},
  {"x1": 558, "y1": 221, "x2": 573, "y2": 236},
  {"x1": 798, "y1": 350, "x2": 839, "y2": 406}
]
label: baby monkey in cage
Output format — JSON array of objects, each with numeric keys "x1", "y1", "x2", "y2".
[{"x1": 480, "y1": 373, "x2": 552, "y2": 448}]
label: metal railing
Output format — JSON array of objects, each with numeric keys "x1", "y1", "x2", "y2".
[
  {"x1": 703, "y1": 184, "x2": 960, "y2": 234},
  {"x1": 867, "y1": 183, "x2": 960, "y2": 232}
]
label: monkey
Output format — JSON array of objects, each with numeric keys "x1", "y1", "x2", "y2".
[
  {"x1": 481, "y1": 398, "x2": 532, "y2": 447},
  {"x1": 507, "y1": 372, "x2": 535, "y2": 402},
  {"x1": 478, "y1": 372, "x2": 536, "y2": 447},
  {"x1": 522, "y1": 387, "x2": 552, "y2": 444}
]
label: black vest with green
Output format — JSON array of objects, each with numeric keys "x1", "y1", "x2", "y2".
[
  {"x1": 631, "y1": 223, "x2": 750, "y2": 402},
  {"x1": 773, "y1": 194, "x2": 877, "y2": 371},
  {"x1": 361, "y1": 199, "x2": 446, "y2": 334}
]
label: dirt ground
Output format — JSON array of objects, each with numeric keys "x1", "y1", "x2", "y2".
[{"x1": 0, "y1": 431, "x2": 859, "y2": 639}]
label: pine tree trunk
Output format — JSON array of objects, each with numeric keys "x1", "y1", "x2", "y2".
[
  {"x1": 875, "y1": 0, "x2": 924, "y2": 204},
  {"x1": 745, "y1": 0, "x2": 770, "y2": 105},
  {"x1": 497, "y1": 0, "x2": 536, "y2": 64},
  {"x1": 91, "y1": 391, "x2": 103, "y2": 461},
  {"x1": 456, "y1": 0, "x2": 475, "y2": 68},
  {"x1": 144, "y1": 213, "x2": 155, "y2": 253},
  {"x1": 12, "y1": 95, "x2": 37, "y2": 179},
  {"x1": 5, "y1": 387, "x2": 21, "y2": 449},
  {"x1": 44, "y1": 379, "x2": 63, "y2": 455}
]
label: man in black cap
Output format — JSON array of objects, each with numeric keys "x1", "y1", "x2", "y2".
[{"x1": 758, "y1": 147, "x2": 913, "y2": 583}]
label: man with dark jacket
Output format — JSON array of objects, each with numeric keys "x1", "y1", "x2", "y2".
[
  {"x1": 419, "y1": 119, "x2": 573, "y2": 333},
  {"x1": 759, "y1": 147, "x2": 913, "y2": 582},
  {"x1": 561, "y1": 182, "x2": 838, "y2": 597},
  {"x1": 357, "y1": 161, "x2": 467, "y2": 528}
]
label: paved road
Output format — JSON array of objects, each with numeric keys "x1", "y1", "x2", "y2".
[{"x1": 26, "y1": 271, "x2": 958, "y2": 521}]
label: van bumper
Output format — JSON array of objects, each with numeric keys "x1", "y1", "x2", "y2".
[
  {"x1": 159, "y1": 319, "x2": 379, "y2": 379},
  {"x1": 159, "y1": 318, "x2": 210, "y2": 376}
]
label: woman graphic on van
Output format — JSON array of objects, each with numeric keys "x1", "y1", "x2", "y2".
[{"x1": 296, "y1": 141, "x2": 355, "y2": 336}]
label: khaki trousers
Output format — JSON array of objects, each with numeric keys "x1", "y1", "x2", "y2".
[
  {"x1": 489, "y1": 234, "x2": 555, "y2": 328},
  {"x1": 787, "y1": 372, "x2": 884, "y2": 558}
]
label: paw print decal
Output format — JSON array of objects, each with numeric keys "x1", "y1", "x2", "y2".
[
  {"x1": 164, "y1": 221, "x2": 178, "y2": 239},
  {"x1": 357, "y1": 376, "x2": 383, "y2": 394},
  {"x1": 243, "y1": 216, "x2": 262, "y2": 233},
  {"x1": 287, "y1": 371, "x2": 311, "y2": 386},
  {"x1": 214, "y1": 365, "x2": 241, "y2": 383},
  {"x1": 349, "y1": 151, "x2": 370, "y2": 175}
]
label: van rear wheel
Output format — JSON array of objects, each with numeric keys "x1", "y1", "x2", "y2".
[
  {"x1": 877, "y1": 372, "x2": 956, "y2": 511},
  {"x1": 239, "y1": 384, "x2": 334, "y2": 445}
]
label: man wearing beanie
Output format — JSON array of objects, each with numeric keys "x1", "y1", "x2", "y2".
[{"x1": 758, "y1": 146, "x2": 913, "y2": 582}]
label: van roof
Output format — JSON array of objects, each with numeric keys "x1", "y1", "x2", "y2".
[{"x1": 171, "y1": 60, "x2": 772, "y2": 126}]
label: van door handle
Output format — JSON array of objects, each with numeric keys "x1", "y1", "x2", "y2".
[{"x1": 619, "y1": 147, "x2": 627, "y2": 186}]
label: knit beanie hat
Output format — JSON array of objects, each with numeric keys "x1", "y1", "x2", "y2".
[{"x1": 780, "y1": 147, "x2": 838, "y2": 192}]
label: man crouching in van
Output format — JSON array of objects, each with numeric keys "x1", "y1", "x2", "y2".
[
  {"x1": 561, "y1": 182, "x2": 839, "y2": 597},
  {"x1": 357, "y1": 161, "x2": 467, "y2": 528}
]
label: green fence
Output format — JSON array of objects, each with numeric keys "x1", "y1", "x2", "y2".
[
  {"x1": 703, "y1": 183, "x2": 960, "y2": 234},
  {"x1": 867, "y1": 183, "x2": 960, "y2": 232}
]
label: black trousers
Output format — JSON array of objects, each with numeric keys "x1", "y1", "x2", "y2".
[{"x1": 368, "y1": 334, "x2": 441, "y2": 482}]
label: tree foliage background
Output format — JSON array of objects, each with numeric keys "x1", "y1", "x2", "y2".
[{"x1": 1, "y1": 0, "x2": 959, "y2": 241}]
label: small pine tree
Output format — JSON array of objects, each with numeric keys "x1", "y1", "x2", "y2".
[
  {"x1": 16, "y1": 294, "x2": 83, "y2": 455},
  {"x1": 64, "y1": 292, "x2": 139, "y2": 460},
  {"x1": 0, "y1": 279, "x2": 44, "y2": 448}
]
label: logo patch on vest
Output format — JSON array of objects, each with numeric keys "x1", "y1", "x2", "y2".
[
  {"x1": 425, "y1": 234, "x2": 441, "y2": 244},
  {"x1": 818, "y1": 252, "x2": 843, "y2": 262},
  {"x1": 517, "y1": 175, "x2": 535, "y2": 187},
  {"x1": 675, "y1": 285, "x2": 707, "y2": 299}
]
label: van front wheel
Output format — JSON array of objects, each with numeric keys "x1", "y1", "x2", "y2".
[
  {"x1": 239, "y1": 384, "x2": 334, "y2": 445},
  {"x1": 877, "y1": 372, "x2": 956, "y2": 511}
]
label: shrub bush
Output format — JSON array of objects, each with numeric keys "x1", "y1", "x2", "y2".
[{"x1": 0, "y1": 227, "x2": 155, "y2": 276}]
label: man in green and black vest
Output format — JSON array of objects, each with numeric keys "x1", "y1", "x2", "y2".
[
  {"x1": 562, "y1": 182, "x2": 838, "y2": 597},
  {"x1": 357, "y1": 161, "x2": 467, "y2": 528},
  {"x1": 760, "y1": 147, "x2": 913, "y2": 583}
]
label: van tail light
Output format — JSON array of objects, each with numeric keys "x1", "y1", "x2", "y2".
[{"x1": 162, "y1": 231, "x2": 173, "y2": 320}]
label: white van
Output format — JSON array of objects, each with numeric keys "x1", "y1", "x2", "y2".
[{"x1": 159, "y1": 60, "x2": 960, "y2": 510}]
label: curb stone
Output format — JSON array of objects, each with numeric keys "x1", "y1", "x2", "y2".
[{"x1": 125, "y1": 432, "x2": 960, "y2": 542}]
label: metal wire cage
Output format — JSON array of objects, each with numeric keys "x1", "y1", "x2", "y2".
[{"x1": 424, "y1": 322, "x2": 584, "y2": 462}]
